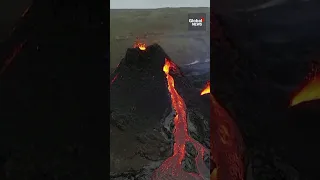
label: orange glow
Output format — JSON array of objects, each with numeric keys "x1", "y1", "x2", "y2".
[
  {"x1": 200, "y1": 81, "x2": 243, "y2": 180},
  {"x1": 162, "y1": 58, "x2": 178, "y2": 76},
  {"x1": 200, "y1": 81, "x2": 210, "y2": 95},
  {"x1": 211, "y1": 96, "x2": 245, "y2": 180},
  {"x1": 163, "y1": 60, "x2": 170, "y2": 74},
  {"x1": 290, "y1": 73, "x2": 320, "y2": 106},
  {"x1": 153, "y1": 58, "x2": 208, "y2": 179},
  {"x1": 133, "y1": 42, "x2": 146, "y2": 51}
]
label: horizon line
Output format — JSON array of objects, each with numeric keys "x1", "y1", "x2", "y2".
[{"x1": 110, "y1": 6, "x2": 210, "y2": 10}]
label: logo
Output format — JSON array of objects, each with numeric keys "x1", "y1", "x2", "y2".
[
  {"x1": 188, "y1": 17, "x2": 205, "y2": 27},
  {"x1": 188, "y1": 13, "x2": 206, "y2": 31}
]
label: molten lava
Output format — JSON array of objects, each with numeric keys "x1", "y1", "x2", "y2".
[
  {"x1": 200, "y1": 81, "x2": 210, "y2": 95},
  {"x1": 153, "y1": 58, "x2": 209, "y2": 179},
  {"x1": 133, "y1": 42, "x2": 146, "y2": 51},
  {"x1": 200, "y1": 81, "x2": 244, "y2": 180},
  {"x1": 290, "y1": 73, "x2": 320, "y2": 106}
]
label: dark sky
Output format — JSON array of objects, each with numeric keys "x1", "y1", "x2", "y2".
[
  {"x1": 0, "y1": 0, "x2": 33, "y2": 42},
  {"x1": 110, "y1": 0, "x2": 210, "y2": 9}
]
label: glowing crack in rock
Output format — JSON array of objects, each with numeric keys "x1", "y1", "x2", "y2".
[
  {"x1": 0, "y1": 40, "x2": 27, "y2": 75},
  {"x1": 111, "y1": 42, "x2": 145, "y2": 87},
  {"x1": 110, "y1": 63, "x2": 121, "y2": 86},
  {"x1": 152, "y1": 58, "x2": 209, "y2": 180},
  {"x1": 110, "y1": 73, "x2": 119, "y2": 85},
  {"x1": 200, "y1": 81, "x2": 244, "y2": 180},
  {"x1": 21, "y1": 6, "x2": 31, "y2": 17},
  {"x1": 290, "y1": 72, "x2": 320, "y2": 106}
]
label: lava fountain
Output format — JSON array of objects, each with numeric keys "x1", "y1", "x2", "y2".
[
  {"x1": 133, "y1": 42, "x2": 146, "y2": 51},
  {"x1": 200, "y1": 81, "x2": 244, "y2": 180},
  {"x1": 152, "y1": 58, "x2": 209, "y2": 180}
]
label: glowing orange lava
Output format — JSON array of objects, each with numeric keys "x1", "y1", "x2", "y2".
[
  {"x1": 133, "y1": 42, "x2": 146, "y2": 51},
  {"x1": 212, "y1": 97, "x2": 244, "y2": 180},
  {"x1": 200, "y1": 81, "x2": 210, "y2": 95},
  {"x1": 200, "y1": 81, "x2": 244, "y2": 180},
  {"x1": 152, "y1": 58, "x2": 209, "y2": 179},
  {"x1": 290, "y1": 73, "x2": 320, "y2": 106}
]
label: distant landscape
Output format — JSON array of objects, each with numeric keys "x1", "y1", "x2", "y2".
[{"x1": 110, "y1": 7, "x2": 210, "y2": 68}]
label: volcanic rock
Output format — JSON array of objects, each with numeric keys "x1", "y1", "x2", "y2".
[
  {"x1": 110, "y1": 44, "x2": 210, "y2": 179},
  {"x1": 182, "y1": 142, "x2": 198, "y2": 173},
  {"x1": 181, "y1": 61, "x2": 210, "y2": 89},
  {"x1": 211, "y1": 9, "x2": 320, "y2": 179},
  {"x1": 182, "y1": 157, "x2": 198, "y2": 174}
]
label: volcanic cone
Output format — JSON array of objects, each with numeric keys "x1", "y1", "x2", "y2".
[{"x1": 110, "y1": 44, "x2": 210, "y2": 179}]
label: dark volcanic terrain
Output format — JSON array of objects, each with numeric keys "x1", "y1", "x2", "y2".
[
  {"x1": 212, "y1": 1, "x2": 320, "y2": 179},
  {"x1": 110, "y1": 44, "x2": 210, "y2": 180},
  {"x1": 0, "y1": 1, "x2": 109, "y2": 179}
]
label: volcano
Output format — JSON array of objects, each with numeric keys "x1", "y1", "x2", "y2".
[{"x1": 110, "y1": 44, "x2": 210, "y2": 179}]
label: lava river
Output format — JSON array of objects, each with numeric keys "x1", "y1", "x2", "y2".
[
  {"x1": 152, "y1": 58, "x2": 209, "y2": 180},
  {"x1": 201, "y1": 81, "x2": 244, "y2": 180}
]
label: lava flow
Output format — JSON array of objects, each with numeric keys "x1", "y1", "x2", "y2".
[
  {"x1": 200, "y1": 81, "x2": 244, "y2": 180},
  {"x1": 152, "y1": 58, "x2": 209, "y2": 180},
  {"x1": 200, "y1": 81, "x2": 210, "y2": 95},
  {"x1": 290, "y1": 72, "x2": 320, "y2": 106}
]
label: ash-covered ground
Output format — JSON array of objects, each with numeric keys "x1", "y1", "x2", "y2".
[{"x1": 110, "y1": 44, "x2": 210, "y2": 179}]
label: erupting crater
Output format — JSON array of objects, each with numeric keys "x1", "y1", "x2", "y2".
[
  {"x1": 110, "y1": 44, "x2": 210, "y2": 180},
  {"x1": 133, "y1": 41, "x2": 147, "y2": 51}
]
